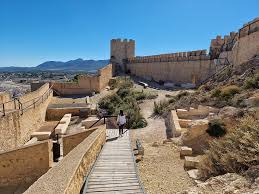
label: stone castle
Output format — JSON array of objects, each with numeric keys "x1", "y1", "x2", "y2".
[{"x1": 111, "y1": 18, "x2": 259, "y2": 85}]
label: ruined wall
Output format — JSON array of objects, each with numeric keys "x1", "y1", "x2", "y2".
[
  {"x1": 25, "y1": 125, "x2": 106, "y2": 194},
  {"x1": 127, "y1": 53, "x2": 214, "y2": 84},
  {"x1": 0, "y1": 84, "x2": 52, "y2": 152},
  {"x1": 0, "y1": 140, "x2": 53, "y2": 187},
  {"x1": 98, "y1": 63, "x2": 113, "y2": 90},
  {"x1": 52, "y1": 64, "x2": 113, "y2": 95}
]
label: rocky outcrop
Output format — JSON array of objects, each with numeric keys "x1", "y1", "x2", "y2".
[{"x1": 180, "y1": 173, "x2": 259, "y2": 194}]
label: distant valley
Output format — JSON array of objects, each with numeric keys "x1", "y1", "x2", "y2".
[{"x1": 0, "y1": 58, "x2": 110, "y2": 72}]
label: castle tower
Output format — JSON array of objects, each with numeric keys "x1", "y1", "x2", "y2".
[{"x1": 110, "y1": 38, "x2": 135, "y2": 74}]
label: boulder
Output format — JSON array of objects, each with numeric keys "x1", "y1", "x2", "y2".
[
  {"x1": 180, "y1": 173, "x2": 256, "y2": 194},
  {"x1": 218, "y1": 106, "x2": 240, "y2": 118},
  {"x1": 182, "y1": 119, "x2": 210, "y2": 154},
  {"x1": 184, "y1": 156, "x2": 200, "y2": 169},
  {"x1": 187, "y1": 169, "x2": 201, "y2": 180},
  {"x1": 180, "y1": 146, "x2": 192, "y2": 157}
]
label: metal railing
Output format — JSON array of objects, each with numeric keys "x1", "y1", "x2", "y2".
[
  {"x1": 0, "y1": 85, "x2": 53, "y2": 116},
  {"x1": 88, "y1": 115, "x2": 117, "y2": 129}
]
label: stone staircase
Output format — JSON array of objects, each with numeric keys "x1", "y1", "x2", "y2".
[{"x1": 82, "y1": 129, "x2": 145, "y2": 194}]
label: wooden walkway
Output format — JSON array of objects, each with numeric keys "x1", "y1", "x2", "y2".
[{"x1": 83, "y1": 129, "x2": 145, "y2": 194}]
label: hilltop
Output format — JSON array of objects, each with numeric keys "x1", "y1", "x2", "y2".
[{"x1": 0, "y1": 58, "x2": 109, "y2": 72}]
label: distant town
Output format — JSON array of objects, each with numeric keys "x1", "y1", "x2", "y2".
[{"x1": 0, "y1": 71, "x2": 92, "y2": 96}]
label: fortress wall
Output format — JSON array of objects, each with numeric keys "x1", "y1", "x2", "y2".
[
  {"x1": 0, "y1": 140, "x2": 53, "y2": 187},
  {"x1": 232, "y1": 30, "x2": 259, "y2": 66},
  {"x1": 127, "y1": 58, "x2": 213, "y2": 84},
  {"x1": 0, "y1": 85, "x2": 53, "y2": 152},
  {"x1": 52, "y1": 64, "x2": 113, "y2": 95}
]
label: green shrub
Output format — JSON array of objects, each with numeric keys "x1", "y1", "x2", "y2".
[
  {"x1": 153, "y1": 100, "x2": 169, "y2": 115},
  {"x1": 133, "y1": 90, "x2": 158, "y2": 101},
  {"x1": 221, "y1": 85, "x2": 240, "y2": 98},
  {"x1": 211, "y1": 88, "x2": 221, "y2": 98},
  {"x1": 98, "y1": 77, "x2": 147, "y2": 129},
  {"x1": 117, "y1": 88, "x2": 131, "y2": 98},
  {"x1": 200, "y1": 115, "x2": 259, "y2": 179},
  {"x1": 176, "y1": 91, "x2": 190, "y2": 99},
  {"x1": 134, "y1": 92, "x2": 146, "y2": 101},
  {"x1": 145, "y1": 92, "x2": 158, "y2": 100},
  {"x1": 168, "y1": 96, "x2": 177, "y2": 103},
  {"x1": 244, "y1": 73, "x2": 259, "y2": 89},
  {"x1": 206, "y1": 119, "x2": 226, "y2": 137}
]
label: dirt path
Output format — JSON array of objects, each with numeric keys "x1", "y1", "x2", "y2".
[{"x1": 130, "y1": 87, "x2": 195, "y2": 194}]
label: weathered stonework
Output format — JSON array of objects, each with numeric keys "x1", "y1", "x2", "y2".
[
  {"x1": 0, "y1": 83, "x2": 53, "y2": 152},
  {"x1": 0, "y1": 140, "x2": 53, "y2": 187},
  {"x1": 112, "y1": 18, "x2": 259, "y2": 85}
]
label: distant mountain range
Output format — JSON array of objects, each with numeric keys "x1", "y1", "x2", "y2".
[{"x1": 0, "y1": 58, "x2": 110, "y2": 72}]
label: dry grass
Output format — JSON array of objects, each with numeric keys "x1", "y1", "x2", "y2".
[{"x1": 200, "y1": 115, "x2": 259, "y2": 179}]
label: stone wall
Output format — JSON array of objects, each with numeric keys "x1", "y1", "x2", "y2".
[
  {"x1": 127, "y1": 58, "x2": 214, "y2": 84},
  {"x1": 0, "y1": 83, "x2": 52, "y2": 152},
  {"x1": 212, "y1": 18, "x2": 259, "y2": 66},
  {"x1": 123, "y1": 18, "x2": 259, "y2": 84},
  {"x1": 232, "y1": 31, "x2": 259, "y2": 66},
  {"x1": 52, "y1": 64, "x2": 113, "y2": 96},
  {"x1": 24, "y1": 125, "x2": 106, "y2": 194},
  {"x1": 110, "y1": 39, "x2": 135, "y2": 73},
  {"x1": 46, "y1": 106, "x2": 91, "y2": 121},
  {"x1": 63, "y1": 127, "x2": 97, "y2": 156},
  {"x1": 0, "y1": 140, "x2": 53, "y2": 187}
]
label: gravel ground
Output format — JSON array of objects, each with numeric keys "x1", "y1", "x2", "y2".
[{"x1": 130, "y1": 87, "x2": 195, "y2": 194}]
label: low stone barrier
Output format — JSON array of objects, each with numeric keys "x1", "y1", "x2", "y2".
[
  {"x1": 24, "y1": 125, "x2": 106, "y2": 194},
  {"x1": 167, "y1": 110, "x2": 182, "y2": 137},
  {"x1": 63, "y1": 127, "x2": 98, "y2": 156},
  {"x1": 0, "y1": 140, "x2": 53, "y2": 187},
  {"x1": 46, "y1": 106, "x2": 91, "y2": 121}
]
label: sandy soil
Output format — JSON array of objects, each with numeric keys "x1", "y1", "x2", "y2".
[{"x1": 130, "y1": 86, "x2": 195, "y2": 194}]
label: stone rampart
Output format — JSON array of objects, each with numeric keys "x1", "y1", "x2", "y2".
[
  {"x1": 0, "y1": 83, "x2": 52, "y2": 152},
  {"x1": 24, "y1": 125, "x2": 106, "y2": 194},
  {"x1": 127, "y1": 58, "x2": 213, "y2": 84},
  {"x1": 0, "y1": 140, "x2": 53, "y2": 187}
]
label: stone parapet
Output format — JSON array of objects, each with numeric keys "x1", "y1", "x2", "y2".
[
  {"x1": 0, "y1": 140, "x2": 53, "y2": 187},
  {"x1": 24, "y1": 125, "x2": 106, "y2": 194}
]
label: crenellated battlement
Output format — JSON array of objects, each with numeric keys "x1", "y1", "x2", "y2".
[
  {"x1": 210, "y1": 18, "x2": 259, "y2": 58},
  {"x1": 127, "y1": 50, "x2": 209, "y2": 64},
  {"x1": 111, "y1": 38, "x2": 135, "y2": 43}
]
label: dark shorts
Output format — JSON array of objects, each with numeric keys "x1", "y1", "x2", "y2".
[{"x1": 119, "y1": 124, "x2": 124, "y2": 129}]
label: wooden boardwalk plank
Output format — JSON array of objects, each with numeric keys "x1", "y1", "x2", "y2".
[{"x1": 83, "y1": 129, "x2": 144, "y2": 194}]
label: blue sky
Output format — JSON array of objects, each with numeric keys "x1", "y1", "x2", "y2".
[{"x1": 0, "y1": 0, "x2": 258, "y2": 67}]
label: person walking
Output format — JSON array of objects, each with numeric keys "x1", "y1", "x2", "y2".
[{"x1": 117, "y1": 110, "x2": 126, "y2": 137}]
